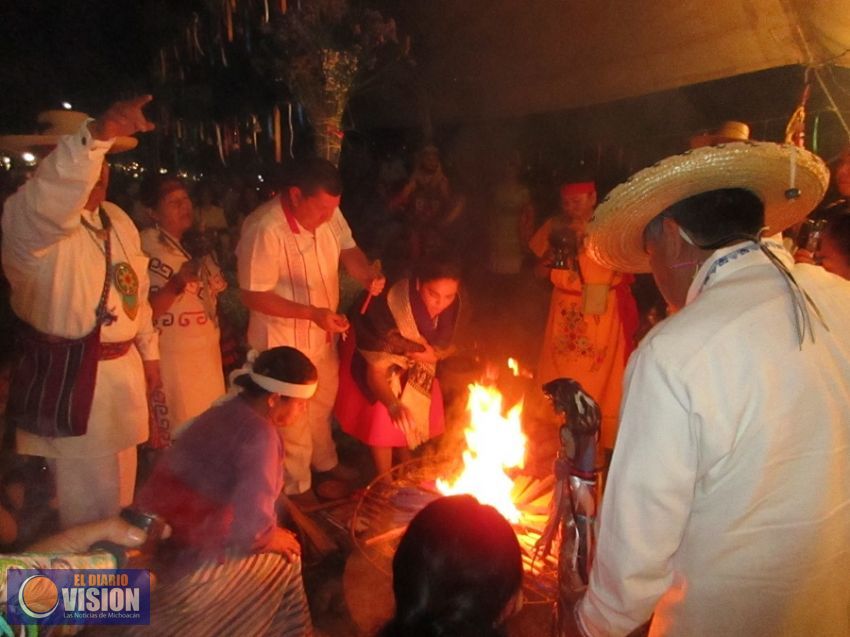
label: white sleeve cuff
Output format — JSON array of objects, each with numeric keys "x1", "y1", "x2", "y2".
[{"x1": 79, "y1": 118, "x2": 115, "y2": 153}]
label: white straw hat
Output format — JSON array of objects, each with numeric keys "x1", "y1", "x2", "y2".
[
  {"x1": 688, "y1": 120, "x2": 750, "y2": 149},
  {"x1": 0, "y1": 110, "x2": 138, "y2": 155},
  {"x1": 587, "y1": 142, "x2": 829, "y2": 273}
]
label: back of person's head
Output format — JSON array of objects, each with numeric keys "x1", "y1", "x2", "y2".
[
  {"x1": 139, "y1": 173, "x2": 185, "y2": 209},
  {"x1": 380, "y1": 495, "x2": 522, "y2": 637},
  {"x1": 235, "y1": 346, "x2": 318, "y2": 398},
  {"x1": 664, "y1": 187, "x2": 765, "y2": 250},
  {"x1": 276, "y1": 157, "x2": 342, "y2": 197},
  {"x1": 412, "y1": 252, "x2": 464, "y2": 284}
]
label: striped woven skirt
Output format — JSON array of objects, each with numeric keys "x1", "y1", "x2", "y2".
[{"x1": 90, "y1": 552, "x2": 312, "y2": 636}]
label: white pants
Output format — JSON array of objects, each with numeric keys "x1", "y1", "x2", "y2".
[
  {"x1": 49, "y1": 446, "x2": 137, "y2": 529},
  {"x1": 282, "y1": 346, "x2": 339, "y2": 494}
]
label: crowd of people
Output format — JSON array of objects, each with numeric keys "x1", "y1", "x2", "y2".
[{"x1": 0, "y1": 95, "x2": 849, "y2": 637}]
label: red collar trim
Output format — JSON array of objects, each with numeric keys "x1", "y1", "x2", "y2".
[{"x1": 280, "y1": 197, "x2": 301, "y2": 234}]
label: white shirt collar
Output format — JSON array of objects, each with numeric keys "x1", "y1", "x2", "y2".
[{"x1": 685, "y1": 239, "x2": 790, "y2": 306}]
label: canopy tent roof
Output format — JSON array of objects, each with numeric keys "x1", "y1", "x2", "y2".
[{"x1": 396, "y1": 0, "x2": 850, "y2": 122}]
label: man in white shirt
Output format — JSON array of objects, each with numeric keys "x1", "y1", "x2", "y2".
[
  {"x1": 574, "y1": 142, "x2": 850, "y2": 636},
  {"x1": 237, "y1": 158, "x2": 384, "y2": 498},
  {"x1": 1, "y1": 96, "x2": 160, "y2": 528}
]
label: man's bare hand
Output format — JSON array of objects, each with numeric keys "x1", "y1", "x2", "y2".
[
  {"x1": 168, "y1": 260, "x2": 201, "y2": 292},
  {"x1": 368, "y1": 274, "x2": 387, "y2": 297},
  {"x1": 269, "y1": 527, "x2": 302, "y2": 563},
  {"x1": 89, "y1": 95, "x2": 156, "y2": 142},
  {"x1": 408, "y1": 343, "x2": 437, "y2": 364},
  {"x1": 311, "y1": 308, "x2": 350, "y2": 333}
]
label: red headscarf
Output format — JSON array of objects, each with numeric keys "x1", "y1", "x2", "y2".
[{"x1": 560, "y1": 182, "x2": 596, "y2": 197}]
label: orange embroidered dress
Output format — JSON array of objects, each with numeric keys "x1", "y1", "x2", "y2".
[{"x1": 530, "y1": 219, "x2": 636, "y2": 448}]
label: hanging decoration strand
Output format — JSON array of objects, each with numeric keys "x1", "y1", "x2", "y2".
[
  {"x1": 273, "y1": 105, "x2": 282, "y2": 163},
  {"x1": 794, "y1": 25, "x2": 850, "y2": 144},
  {"x1": 288, "y1": 103, "x2": 295, "y2": 159},
  {"x1": 813, "y1": 67, "x2": 850, "y2": 144},
  {"x1": 224, "y1": 0, "x2": 234, "y2": 42},
  {"x1": 215, "y1": 123, "x2": 226, "y2": 165}
]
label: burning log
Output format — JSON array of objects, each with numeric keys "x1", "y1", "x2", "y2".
[
  {"x1": 363, "y1": 526, "x2": 407, "y2": 547},
  {"x1": 514, "y1": 474, "x2": 556, "y2": 506}
]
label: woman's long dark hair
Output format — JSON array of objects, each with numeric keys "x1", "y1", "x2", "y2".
[{"x1": 379, "y1": 495, "x2": 522, "y2": 637}]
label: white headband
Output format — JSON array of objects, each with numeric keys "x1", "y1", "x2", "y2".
[{"x1": 248, "y1": 371, "x2": 317, "y2": 399}]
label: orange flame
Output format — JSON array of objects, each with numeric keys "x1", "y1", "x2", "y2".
[
  {"x1": 436, "y1": 382, "x2": 527, "y2": 523},
  {"x1": 507, "y1": 358, "x2": 520, "y2": 377}
]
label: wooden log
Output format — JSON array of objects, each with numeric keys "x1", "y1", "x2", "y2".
[
  {"x1": 364, "y1": 525, "x2": 407, "y2": 547},
  {"x1": 518, "y1": 513, "x2": 549, "y2": 530},
  {"x1": 281, "y1": 496, "x2": 337, "y2": 556},
  {"x1": 292, "y1": 495, "x2": 353, "y2": 514},
  {"x1": 510, "y1": 474, "x2": 534, "y2": 500},
  {"x1": 514, "y1": 474, "x2": 556, "y2": 506},
  {"x1": 521, "y1": 503, "x2": 551, "y2": 515},
  {"x1": 521, "y1": 551, "x2": 557, "y2": 572}
]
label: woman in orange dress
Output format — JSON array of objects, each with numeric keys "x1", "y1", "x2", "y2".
[{"x1": 529, "y1": 180, "x2": 637, "y2": 451}]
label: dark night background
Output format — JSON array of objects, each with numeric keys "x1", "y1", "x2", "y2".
[
  {"x1": 0, "y1": 1, "x2": 161, "y2": 128},
  {"x1": 2, "y1": 1, "x2": 849, "y2": 175}
]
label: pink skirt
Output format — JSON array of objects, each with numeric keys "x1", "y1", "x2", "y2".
[{"x1": 335, "y1": 332, "x2": 445, "y2": 448}]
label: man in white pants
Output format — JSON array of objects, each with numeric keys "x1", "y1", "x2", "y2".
[
  {"x1": 237, "y1": 158, "x2": 384, "y2": 499},
  {"x1": 1, "y1": 97, "x2": 160, "y2": 528}
]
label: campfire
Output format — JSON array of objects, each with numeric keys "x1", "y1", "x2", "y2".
[
  {"x1": 352, "y1": 360, "x2": 559, "y2": 602},
  {"x1": 435, "y1": 382, "x2": 526, "y2": 523}
]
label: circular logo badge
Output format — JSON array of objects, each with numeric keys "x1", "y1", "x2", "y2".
[
  {"x1": 113, "y1": 262, "x2": 139, "y2": 296},
  {"x1": 18, "y1": 574, "x2": 60, "y2": 619}
]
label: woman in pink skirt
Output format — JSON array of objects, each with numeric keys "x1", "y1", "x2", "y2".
[{"x1": 336, "y1": 256, "x2": 462, "y2": 476}]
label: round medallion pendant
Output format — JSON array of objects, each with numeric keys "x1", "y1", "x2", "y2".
[{"x1": 113, "y1": 262, "x2": 139, "y2": 296}]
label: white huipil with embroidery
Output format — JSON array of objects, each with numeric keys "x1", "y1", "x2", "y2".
[
  {"x1": 1, "y1": 122, "x2": 159, "y2": 457},
  {"x1": 141, "y1": 227, "x2": 227, "y2": 429}
]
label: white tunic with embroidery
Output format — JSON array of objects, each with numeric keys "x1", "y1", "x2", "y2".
[
  {"x1": 578, "y1": 244, "x2": 850, "y2": 636},
  {"x1": 2, "y1": 123, "x2": 159, "y2": 458},
  {"x1": 236, "y1": 197, "x2": 356, "y2": 358},
  {"x1": 141, "y1": 228, "x2": 227, "y2": 429}
]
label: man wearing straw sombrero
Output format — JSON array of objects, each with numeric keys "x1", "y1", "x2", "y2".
[
  {"x1": 573, "y1": 141, "x2": 850, "y2": 636},
  {"x1": 1, "y1": 97, "x2": 160, "y2": 530}
]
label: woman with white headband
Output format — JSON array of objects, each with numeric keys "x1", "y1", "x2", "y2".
[{"x1": 121, "y1": 346, "x2": 318, "y2": 635}]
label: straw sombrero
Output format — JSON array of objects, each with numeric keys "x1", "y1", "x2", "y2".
[
  {"x1": 688, "y1": 120, "x2": 750, "y2": 149},
  {"x1": 587, "y1": 142, "x2": 829, "y2": 273},
  {"x1": 0, "y1": 110, "x2": 138, "y2": 155}
]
